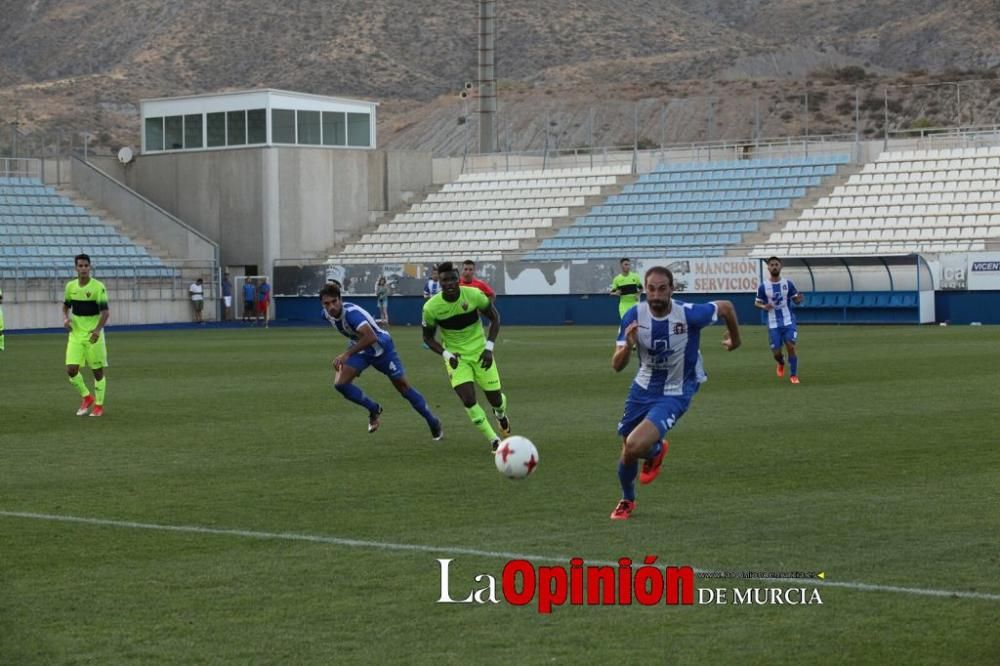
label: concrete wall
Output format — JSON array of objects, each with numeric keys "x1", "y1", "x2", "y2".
[
  {"x1": 275, "y1": 147, "x2": 371, "y2": 262},
  {"x1": 385, "y1": 151, "x2": 434, "y2": 210},
  {"x1": 71, "y1": 158, "x2": 218, "y2": 264},
  {"x1": 89, "y1": 146, "x2": 433, "y2": 272},
  {"x1": 90, "y1": 156, "x2": 125, "y2": 182},
  {"x1": 40, "y1": 157, "x2": 72, "y2": 186},
  {"x1": 3, "y1": 298, "x2": 204, "y2": 330},
  {"x1": 366, "y1": 150, "x2": 434, "y2": 212},
  {"x1": 429, "y1": 139, "x2": 896, "y2": 183},
  {"x1": 113, "y1": 149, "x2": 266, "y2": 271}
]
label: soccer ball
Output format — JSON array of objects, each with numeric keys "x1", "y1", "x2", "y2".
[{"x1": 494, "y1": 436, "x2": 539, "y2": 480}]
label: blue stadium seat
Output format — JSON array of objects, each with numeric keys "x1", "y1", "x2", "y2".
[
  {"x1": 0, "y1": 177, "x2": 171, "y2": 278},
  {"x1": 530, "y1": 154, "x2": 849, "y2": 259}
]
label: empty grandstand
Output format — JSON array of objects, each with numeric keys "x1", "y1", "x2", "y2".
[
  {"x1": 523, "y1": 154, "x2": 852, "y2": 260},
  {"x1": 333, "y1": 164, "x2": 632, "y2": 264},
  {"x1": 0, "y1": 175, "x2": 174, "y2": 279},
  {"x1": 752, "y1": 146, "x2": 1000, "y2": 257}
]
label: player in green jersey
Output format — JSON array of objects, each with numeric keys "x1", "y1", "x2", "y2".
[
  {"x1": 422, "y1": 261, "x2": 511, "y2": 453},
  {"x1": 610, "y1": 257, "x2": 643, "y2": 319},
  {"x1": 63, "y1": 254, "x2": 110, "y2": 417}
]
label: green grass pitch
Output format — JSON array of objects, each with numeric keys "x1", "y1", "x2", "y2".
[{"x1": 2, "y1": 324, "x2": 999, "y2": 664}]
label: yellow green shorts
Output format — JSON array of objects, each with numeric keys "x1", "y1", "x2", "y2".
[
  {"x1": 445, "y1": 353, "x2": 501, "y2": 391},
  {"x1": 619, "y1": 300, "x2": 638, "y2": 320},
  {"x1": 66, "y1": 332, "x2": 108, "y2": 369}
]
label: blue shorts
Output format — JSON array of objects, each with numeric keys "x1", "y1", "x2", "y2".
[
  {"x1": 346, "y1": 346, "x2": 405, "y2": 380},
  {"x1": 768, "y1": 325, "x2": 798, "y2": 350},
  {"x1": 617, "y1": 390, "x2": 692, "y2": 440}
]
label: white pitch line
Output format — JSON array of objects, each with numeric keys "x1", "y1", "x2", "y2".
[{"x1": 3, "y1": 509, "x2": 999, "y2": 603}]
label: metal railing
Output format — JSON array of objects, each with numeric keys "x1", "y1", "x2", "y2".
[
  {"x1": 883, "y1": 124, "x2": 1000, "y2": 152},
  {"x1": 0, "y1": 259, "x2": 219, "y2": 305},
  {"x1": 459, "y1": 133, "x2": 866, "y2": 176},
  {"x1": 0, "y1": 157, "x2": 42, "y2": 180}
]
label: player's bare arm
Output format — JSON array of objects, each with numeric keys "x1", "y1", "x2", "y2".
[
  {"x1": 714, "y1": 300, "x2": 742, "y2": 351},
  {"x1": 62, "y1": 303, "x2": 72, "y2": 331},
  {"x1": 754, "y1": 299, "x2": 774, "y2": 311},
  {"x1": 792, "y1": 292, "x2": 804, "y2": 305},
  {"x1": 334, "y1": 322, "x2": 377, "y2": 370},
  {"x1": 90, "y1": 309, "x2": 110, "y2": 344},
  {"x1": 479, "y1": 303, "x2": 501, "y2": 369},
  {"x1": 423, "y1": 323, "x2": 459, "y2": 369},
  {"x1": 612, "y1": 322, "x2": 637, "y2": 372},
  {"x1": 421, "y1": 323, "x2": 445, "y2": 356}
]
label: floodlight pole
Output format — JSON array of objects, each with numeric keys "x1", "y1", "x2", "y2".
[
  {"x1": 955, "y1": 83, "x2": 962, "y2": 129},
  {"x1": 883, "y1": 88, "x2": 889, "y2": 150},
  {"x1": 478, "y1": 0, "x2": 497, "y2": 153}
]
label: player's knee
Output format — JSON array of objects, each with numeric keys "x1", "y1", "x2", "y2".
[
  {"x1": 624, "y1": 433, "x2": 655, "y2": 461},
  {"x1": 93, "y1": 369, "x2": 104, "y2": 380},
  {"x1": 392, "y1": 378, "x2": 410, "y2": 393},
  {"x1": 67, "y1": 367, "x2": 79, "y2": 377}
]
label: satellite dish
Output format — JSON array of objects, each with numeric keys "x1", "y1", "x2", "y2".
[{"x1": 117, "y1": 146, "x2": 134, "y2": 164}]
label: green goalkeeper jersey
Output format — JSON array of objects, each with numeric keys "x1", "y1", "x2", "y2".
[
  {"x1": 64, "y1": 277, "x2": 109, "y2": 337},
  {"x1": 611, "y1": 271, "x2": 643, "y2": 307},
  {"x1": 422, "y1": 286, "x2": 491, "y2": 356}
]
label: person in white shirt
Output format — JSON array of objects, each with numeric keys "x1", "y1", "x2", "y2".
[{"x1": 189, "y1": 278, "x2": 205, "y2": 323}]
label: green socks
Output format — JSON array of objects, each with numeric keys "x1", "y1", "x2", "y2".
[
  {"x1": 69, "y1": 373, "x2": 90, "y2": 398},
  {"x1": 94, "y1": 377, "x2": 106, "y2": 406},
  {"x1": 465, "y1": 404, "x2": 498, "y2": 443}
]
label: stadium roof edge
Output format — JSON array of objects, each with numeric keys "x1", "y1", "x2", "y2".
[{"x1": 139, "y1": 88, "x2": 379, "y2": 106}]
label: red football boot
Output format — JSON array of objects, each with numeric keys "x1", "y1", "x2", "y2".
[
  {"x1": 640, "y1": 440, "x2": 669, "y2": 485},
  {"x1": 610, "y1": 499, "x2": 636, "y2": 520},
  {"x1": 76, "y1": 395, "x2": 95, "y2": 416}
]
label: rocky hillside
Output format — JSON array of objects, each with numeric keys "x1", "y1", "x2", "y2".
[{"x1": 0, "y1": 0, "x2": 997, "y2": 154}]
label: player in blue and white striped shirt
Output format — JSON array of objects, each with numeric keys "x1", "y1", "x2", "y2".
[
  {"x1": 320, "y1": 284, "x2": 442, "y2": 439},
  {"x1": 423, "y1": 267, "x2": 441, "y2": 300},
  {"x1": 755, "y1": 257, "x2": 804, "y2": 384},
  {"x1": 609, "y1": 266, "x2": 742, "y2": 520}
]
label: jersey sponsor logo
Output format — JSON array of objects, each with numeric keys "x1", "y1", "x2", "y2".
[
  {"x1": 461, "y1": 301, "x2": 469, "y2": 311},
  {"x1": 648, "y1": 339, "x2": 674, "y2": 369}
]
